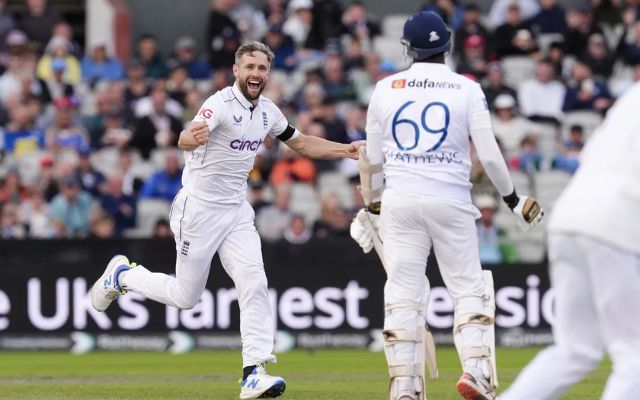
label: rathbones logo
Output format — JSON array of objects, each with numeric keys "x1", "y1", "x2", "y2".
[
  {"x1": 407, "y1": 78, "x2": 462, "y2": 90},
  {"x1": 230, "y1": 137, "x2": 263, "y2": 151}
]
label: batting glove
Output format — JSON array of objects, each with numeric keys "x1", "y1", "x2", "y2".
[
  {"x1": 503, "y1": 191, "x2": 544, "y2": 228},
  {"x1": 350, "y1": 209, "x2": 378, "y2": 253}
]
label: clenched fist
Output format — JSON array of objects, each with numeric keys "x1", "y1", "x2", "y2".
[{"x1": 190, "y1": 121, "x2": 209, "y2": 145}]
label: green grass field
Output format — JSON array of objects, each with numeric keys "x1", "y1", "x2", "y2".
[{"x1": 0, "y1": 347, "x2": 609, "y2": 399}]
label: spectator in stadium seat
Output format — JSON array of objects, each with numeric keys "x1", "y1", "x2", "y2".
[
  {"x1": 313, "y1": 193, "x2": 350, "y2": 239},
  {"x1": 453, "y1": 3, "x2": 490, "y2": 56},
  {"x1": 322, "y1": 56, "x2": 357, "y2": 102},
  {"x1": 456, "y1": 34, "x2": 488, "y2": 81},
  {"x1": 18, "y1": 0, "x2": 62, "y2": 51},
  {"x1": 140, "y1": 151, "x2": 182, "y2": 203},
  {"x1": 207, "y1": 0, "x2": 241, "y2": 69},
  {"x1": 583, "y1": 33, "x2": 614, "y2": 80},
  {"x1": 51, "y1": 21, "x2": 81, "y2": 58},
  {"x1": 527, "y1": 0, "x2": 566, "y2": 35},
  {"x1": 305, "y1": 0, "x2": 344, "y2": 50},
  {"x1": 42, "y1": 57, "x2": 76, "y2": 102},
  {"x1": 0, "y1": 29, "x2": 26, "y2": 73},
  {"x1": 313, "y1": 97, "x2": 349, "y2": 144},
  {"x1": 37, "y1": 35, "x2": 81, "y2": 85},
  {"x1": 116, "y1": 148, "x2": 144, "y2": 196},
  {"x1": 99, "y1": 173, "x2": 136, "y2": 236},
  {"x1": 76, "y1": 146, "x2": 105, "y2": 197},
  {"x1": 152, "y1": 217, "x2": 173, "y2": 238},
  {"x1": 262, "y1": 22, "x2": 297, "y2": 72},
  {"x1": 621, "y1": 21, "x2": 640, "y2": 66},
  {"x1": 344, "y1": 104, "x2": 366, "y2": 143},
  {"x1": 487, "y1": 0, "x2": 540, "y2": 29},
  {"x1": 123, "y1": 61, "x2": 150, "y2": 107},
  {"x1": 0, "y1": 202, "x2": 26, "y2": 239},
  {"x1": 165, "y1": 65, "x2": 194, "y2": 107},
  {"x1": 130, "y1": 88, "x2": 181, "y2": 159},
  {"x1": 482, "y1": 61, "x2": 518, "y2": 112},
  {"x1": 283, "y1": 214, "x2": 312, "y2": 245},
  {"x1": 564, "y1": 5, "x2": 603, "y2": 57},
  {"x1": 88, "y1": 209, "x2": 116, "y2": 239},
  {"x1": 248, "y1": 178, "x2": 271, "y2": 215},
  {"x1": 474, "y1": 194, "x2": 505, "y2": 265},
  {"x1": 341, "y1": 1, "x2": 381, "y2": 43},
  {"x1": 269, "y1": 144, "x2": 316, "y2": 185},
  {"x1": 19, "y1": 187, "x2": 54, "y2": 238},
  {"x1": 0, "y1": 54, "x2": 23, "y2": 106},
  {"x1": 45, "y1": 96, "x2": 89, "y2": 154},
  {"x1": 36, "y1": 154, "x2": 59, "y2": 201},
  {"x1": 491, "y1": 94, "x2": 532, "y2": 158},
  {"x1": 2, "y1": 102, "x2": 45, "y2": 157},
  {"x1": 552, "y1": 124, "x2": 584, "y2": 174},
  {"x1": 134, "y1": 34, "x2": 169, "y2": 79},
  {"x1": 282, "y1": 0, "x2": 313, "y2": 48},
  {"x1": 518, "y1": 59, "x2": 566, "y2": 124},
  {"x1": 492, "y1": 3, "x2": 539, "y2": 58},
  {"x1": 511, "y1": 134, "x2": 544, "y2": 172},
  {"x1": 547, "y1": 41, "x2": 569, "y2": 81},
  {"x1": 343, "y1": 37, "x2": 366, "y2": 71},
  {"x1": 81, "y1": 43, "x2": 124, "y2": 85},
  {"x1": 0, "y1": 167, "x2": 27, "y2": 206},
  {"x1": 261, "y1": 0, "x2": 286, "y2": 24},
  {"x1": 563, "y1": 59, "x2": 613, "y2": 113},
  {"x1": 229, "y1": 0, "x2": 268, "y2": 41},
  {"x1": 49, "y1": 175, "x2": 93, "y2": 238},
  {"x1": 255, "y1": 183, "x2": 293, "y2": 242},
  {"x1": 169, "y1": 36, "x2": 211, "y2": 81}
]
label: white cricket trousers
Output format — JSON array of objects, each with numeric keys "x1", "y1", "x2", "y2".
[
  {"x1": 121, "y1": 189, "x2": 276, "y2": 367},
  {"x1": 501, "y1": 233, "x2": 640, "y2": 400},
  {"x1": 381, "y1": 189, "x2": 485, "y2": 370}
]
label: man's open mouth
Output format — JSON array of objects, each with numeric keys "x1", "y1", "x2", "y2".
[{"x1": 248, "y1": 80, "x2": 261, "y2": 90}]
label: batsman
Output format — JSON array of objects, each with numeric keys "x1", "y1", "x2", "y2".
[{"x1": 349, "y1": 11, "x2": 544, "y2": 400}]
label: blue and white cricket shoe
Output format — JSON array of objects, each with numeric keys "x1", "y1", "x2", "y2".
[
  {"x1": 239, "y1": 363, "x2": 286, "y2": 399},
  {"x1": 91, "y1": 254, "x2": 133, "y2": 312}
]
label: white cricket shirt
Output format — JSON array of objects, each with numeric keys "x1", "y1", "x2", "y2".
[
  {"x1": 184, "y1": 83, "x2": 298, "y2": 204},
  {"x1": 366, "y1": 63, "x2": 513, "y2": 203},
  {"x1": 549, "y1": 83, "x2": 640, "y2": 253}
]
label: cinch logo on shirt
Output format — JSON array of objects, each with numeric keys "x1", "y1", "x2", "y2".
[
  {"x1": 392, "y1": 79, "x2": 406, "y2": 89},
  {"x1": 230, "y1": 137, "x2": 263, "y2": 151}
]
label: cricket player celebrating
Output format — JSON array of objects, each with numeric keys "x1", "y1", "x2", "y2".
[
  {"x1": 500, "y1": 84, "x2": 640, "y2": 400},
  {"x1": 349, "y1": 11, "x2": 543, "y2": 400},
  {"x1": 90, "y1": 41, "x2": 363, "y2": 399}
]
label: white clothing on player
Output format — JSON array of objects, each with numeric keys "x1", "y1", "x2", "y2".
[
  {"x1": 366, "y1": 61, "x2": 513, "y2": 395},
  {"x1": 501, "y1": 83, "x2": 640, "y2": 400},
  {"x1": 184, "y1": 83, "x2": 298, "y2": 204},
  {"x1": 500, "y1": 233, "x2": 640, "y2": 400},
  {"x1": 366, "y1": 62, "x2": 514, "y2": 204},
  {"x1": 548, "y1": 82, "x2": 640, "y2": 254},
  {"x1": 120, "y1": 84, "x2": 298, "y2": 368}
]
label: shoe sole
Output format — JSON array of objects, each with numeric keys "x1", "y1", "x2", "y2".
[
  {"x1": 457, "y1": 380, "x2": 482, "y2": 400},
  {"x1": 91, "y1": 254, "x2": 129, "y2": 312},
  {"x1": 258, "y1": 381, "x2": 285, "y2": 398}
]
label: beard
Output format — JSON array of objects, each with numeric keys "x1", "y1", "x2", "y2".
[{"x1": 238, "y1": 77, "x2": 266, "y2": 101}]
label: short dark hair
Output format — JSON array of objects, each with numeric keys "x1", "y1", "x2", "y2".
[{"x1": 235, "y1": 41, "x2": 275, "y2": 67}]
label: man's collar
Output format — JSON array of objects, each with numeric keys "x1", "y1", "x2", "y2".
[
  {"x1": 232, "y1": 82, "x2": 257, "y2": 110},
  {"x1": 409, "y1": 62, "x2": 451, "y2": 71}
]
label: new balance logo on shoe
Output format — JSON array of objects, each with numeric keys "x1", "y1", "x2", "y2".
[
  {"x1": 245, "y1": 378, "x2": 259, "y2": 389},
  {"x1": 104, "y1": 276, "x2": 112, "y2": 286}
]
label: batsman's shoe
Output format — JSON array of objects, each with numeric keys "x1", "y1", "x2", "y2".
[
  {"x1": 239, "y1": 363, "x2": 286, "y2": 399},
  {"x1": 91, "y1": 255, "x2": 134, "y2": 312},
  {"x1": 456, "y1": 372, "x2": 496, "y2": 400}
]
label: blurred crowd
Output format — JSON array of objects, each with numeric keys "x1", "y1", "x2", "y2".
[{"x1": 0, "y1": 0, "x2": 639, "y2": 263}]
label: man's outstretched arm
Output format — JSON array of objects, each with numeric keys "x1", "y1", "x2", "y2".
[{"x1": 285, "y1": 132, "x2": 364, "y2": 160}]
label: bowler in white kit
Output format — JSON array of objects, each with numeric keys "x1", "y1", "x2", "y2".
[
  {"x1": 90, "y1": 41, "x2": 363, "y2": 399},
  {"x1": 349, "y1": 11, "x2": 543, "y2": 400},
  {"x1": 500, "y1": 83, "x2": 640, "y2": 400}
]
